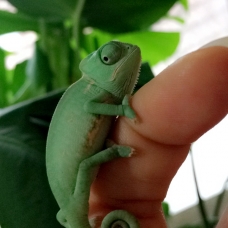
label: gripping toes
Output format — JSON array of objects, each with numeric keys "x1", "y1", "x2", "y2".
[{"x1": 112, "y1": 144, "x2": 134, "y2": 157}]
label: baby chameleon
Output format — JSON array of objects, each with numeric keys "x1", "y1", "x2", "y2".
[{"x1": 46, "y1": 41, "x2": 141, "y2": 228}]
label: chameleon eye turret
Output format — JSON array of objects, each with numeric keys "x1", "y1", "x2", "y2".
[
  {"x1": 100, "y1": 42, "x2": 122, "y2": 65},
  {"x1": 46, "y1": 41, "x2": 141, "y2": 228},
  {"x1": 79, "y1": 41, "x2": 141, "y2": 99}
]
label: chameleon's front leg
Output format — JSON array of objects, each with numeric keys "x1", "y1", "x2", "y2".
[
  {"x1": 59, "y1": 144, "x2": 139, "y2": 228},
  {"x1": 84, "y1": 94, "x2": 136, "y2": 119}
]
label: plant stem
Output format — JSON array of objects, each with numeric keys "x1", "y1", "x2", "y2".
[
  {"x1": 190, "y1": 147, "x2": 210, "y2": 228},
  {"x1": 72, "y1": 0, "x2": 86, "y2": 50},
  {"x1": 69, "y1": 0, "x2": 86, "y2": 82},
  {"x1": 213, "y1": 178, "x2": 228, "y2": 218}
]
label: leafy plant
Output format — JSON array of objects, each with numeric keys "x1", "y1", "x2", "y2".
[
  {"x1": 0, "y1": 63, "x2": 154, "y2": 228},
  {"x1": 0, "y1": 0, "x2": 188, "y2": 108},
  {"x1": 169, "y1": 148, "x2": 224, "y2": 228},
  {"x1": 0, "y1": 91, "x2": 63, "y2": 227},
  {"x1": 0, "y1": 0, "x2": 188, "y2": 227}
]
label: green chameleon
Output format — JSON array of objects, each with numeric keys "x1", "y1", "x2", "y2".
[{"x1": 46, "y1": 41, "x2": 141, "y2": 228}]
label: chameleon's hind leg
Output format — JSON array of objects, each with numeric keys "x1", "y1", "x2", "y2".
[
  {"x1": 74, "y1": 144, "x2": 133, "y2": 205},
  {"x1": 62, "y1": 144, "x2": 133, "y2": 228}
]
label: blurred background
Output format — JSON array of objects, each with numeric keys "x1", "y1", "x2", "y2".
[
  {"x1": 0, "y1": 0, "x2": 228, "y2": 227},
  {"x1": 156, "y1": 0, "x2": 228, "y2": 214}
]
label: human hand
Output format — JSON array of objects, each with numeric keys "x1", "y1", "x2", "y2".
[{"x1": 89, "y1": 46, "x2": 228, "y2": 227}]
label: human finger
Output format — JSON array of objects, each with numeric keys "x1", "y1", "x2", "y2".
[{"x1": 89, "y1": 46, "x2": 228, "y2": 227}]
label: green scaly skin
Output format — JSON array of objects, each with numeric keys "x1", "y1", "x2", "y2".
[{"x1": 46, "y1": 41, "x2": 141, "y2": 228}]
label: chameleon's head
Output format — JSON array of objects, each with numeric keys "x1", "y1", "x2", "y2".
[{"x1": 79, "y1": 41, "x2": 141, "y2": 98}]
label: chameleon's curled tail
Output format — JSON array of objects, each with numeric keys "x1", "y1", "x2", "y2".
[{"x1": 101, "y1": 210, "x2": 140, "y2": 228}]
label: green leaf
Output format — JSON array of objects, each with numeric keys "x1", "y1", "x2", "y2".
[
  {"x1": 8, "y1": 43, "x2": 55, "y2": 105},
  {"x1": 11, "y1": 61, "x2": 27, "y2": 94},
  {"x1": 82, "y1": 30, "x2": 180, "y2": 66},
  {"x1": 26, "y1": 42, "x2": 53, "y2": 91},
  {"x1": 8, "y1": 0, "x2": 76, "y2": 21},
  {"x1": 80, "y1": 28, "x2": 113, "y2": 55},
  {"x1": 0, "y1": 10, "x2": 39, "y2": 35},
  {"x1": 162, "y1": 202, "x2": 170, "y2": 218},
  {"x1": 116, "y1": 31, "x2": 180, "y2": 66},
  {"x1": 0, "y1": 48, "x2": 7, "y2": 108},
  {"x1": 179, "y1": 0, "x2": 189, "y2": 10},
  {"x1": 82, "y1": 0, "x2": 179, "y2": 33},
  {"x1": 166, "y1": 15, "x2": 185, "y2": 24},
  {"x1": 39, "y1": 24, "x2": 72, "y2": 88},
  {"x1": 0, "y1": 90, "x2": 64, "y2": 228},
  {"x1": 9, "y1": 61, "x2": 32, "y2": 105}
]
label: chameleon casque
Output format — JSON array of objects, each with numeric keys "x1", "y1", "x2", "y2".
[{"x1": 46, "y1": 41, "x2": 141, "y2": 228}]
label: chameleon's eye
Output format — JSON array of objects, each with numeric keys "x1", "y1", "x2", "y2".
[{"x1": 100, "y1": 43, "x2": 122, "y2": 65}]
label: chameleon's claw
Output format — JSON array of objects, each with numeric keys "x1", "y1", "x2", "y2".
[
  {"x1": 129, "y1": 147, "x2": 136, "y2": 157},
  {"x1": 106, "y1": 140, "x2": 135, "y2": 157},
  {"x1": 114, "y1": 144, "x2": 135, "y2": 157}
]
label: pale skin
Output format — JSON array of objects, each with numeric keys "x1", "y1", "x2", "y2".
[{"x1": 88, "y1": 46, "x2": 228, "y2": 227}]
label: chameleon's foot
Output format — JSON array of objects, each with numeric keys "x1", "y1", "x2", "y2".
[
  {"x1": 122, "y1": 95, "x2": 136, "y2": 119},
  {"x1": 106, "y1": 140, "x2": 135, "y2": 157},
  {"x1": 111, "y1": 144, "x2": 134, "y2": 157}
]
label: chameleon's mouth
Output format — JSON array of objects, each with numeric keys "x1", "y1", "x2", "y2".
[
  {"x1": 130, "y1": 63, "x2": 141, "y2": 94},
  {"x1": 111, "y1": 45, "x2": 141, "y2": 98},
  {"x1": 112, "y1": 45, "x2": 140, "y2": 80},
  {"x1": 120, "y1": 61, "x2": 141, "y2": 96},
  {"x1": 132, "y1": 64, "x2": 141, "y2": 93}
]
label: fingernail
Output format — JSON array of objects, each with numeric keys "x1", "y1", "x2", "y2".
[{"x1": 201, "y1": 36, "x2": 228, "y2": 48}]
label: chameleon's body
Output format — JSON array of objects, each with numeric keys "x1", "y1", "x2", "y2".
[{"x1": 46, "y1": 41, "x2": 141, "y2": 228}]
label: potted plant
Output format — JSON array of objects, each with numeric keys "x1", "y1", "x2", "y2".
[{"x1": 0, "y1": 0, "x2": 187, "y2": 227}]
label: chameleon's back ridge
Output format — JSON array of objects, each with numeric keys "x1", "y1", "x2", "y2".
[{"x1": 46, "y1": 41, "x2": 141, "y2": 228}]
